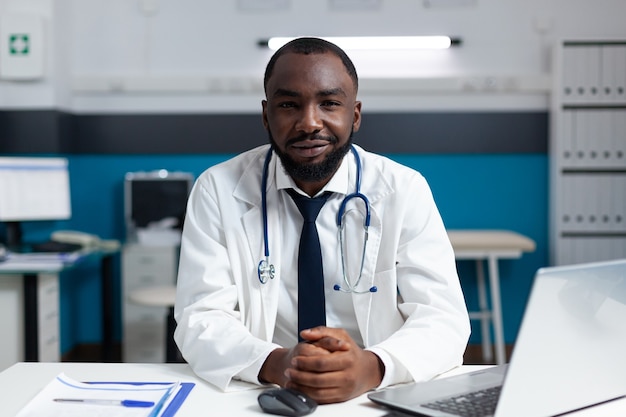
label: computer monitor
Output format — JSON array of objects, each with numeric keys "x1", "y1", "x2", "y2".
[
  {"x1": 0, "y1": 157, "x2": 72, "y2": 247},
  {"x1": 124, "y1": 170, "x2": 194, "y2": 241}
]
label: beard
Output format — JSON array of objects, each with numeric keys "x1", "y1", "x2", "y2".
[{"x1": 268, "y1": 130, "x2": 353, "y2": 183}]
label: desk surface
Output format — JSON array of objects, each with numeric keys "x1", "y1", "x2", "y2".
[
  {"x1": 448, "y1": 229, "x2": 536, "y2": 254},
  {"x1": 1, "y1": 362, "x2": 624, "y2": 417},
  {"x1": 0, "y1": 247, "x2": 118, "y2": 274}
]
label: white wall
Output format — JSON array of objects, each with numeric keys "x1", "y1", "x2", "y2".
[{"x1": 1, "y1": 0, "x2": 626, "y2": 112}]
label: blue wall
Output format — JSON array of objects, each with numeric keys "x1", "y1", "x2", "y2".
[{"x1": 15, "y1": 152, "x2": 548, "y2": 352}]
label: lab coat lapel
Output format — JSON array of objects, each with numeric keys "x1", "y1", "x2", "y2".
[
  {"x1": 237, "y1": 149, "x2": 282, "y2": 342},
  {"x1": 349, "y1": 147, "x2": 394, "y2": 346},
  {"x1": 350, "y1": 205, "x2": 382, "y2": 346}
]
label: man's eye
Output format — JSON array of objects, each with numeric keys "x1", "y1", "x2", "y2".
[
  {"x1": 322, "y1": 101, "x2": 340, "y2": 107},
  {"x1": 278, "y1": 102, "x2": 296, "y2": 108}
]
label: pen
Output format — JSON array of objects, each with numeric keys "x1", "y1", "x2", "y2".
[{"x1": 53, "y1": 398, "x2": 155, "y2": 407}]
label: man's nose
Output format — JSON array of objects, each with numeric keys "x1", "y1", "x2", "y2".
[{"x1": 295, "y1": 105, "x2": 323, "y2": 133}]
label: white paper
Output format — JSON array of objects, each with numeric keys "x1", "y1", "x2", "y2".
[{"x1": 16, "y1": 373, "x2": 179, "y2": 417}]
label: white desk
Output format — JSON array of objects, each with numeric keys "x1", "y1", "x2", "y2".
[
  {"x1": 0, "y1": 249, "x2": 118, "y2": 365},
  {"x1": 2, "y1": 362, "x2": 624, "y2": 417},
  {"x1": 448, "y1": 230, "x2": 536, "y2": 365}
]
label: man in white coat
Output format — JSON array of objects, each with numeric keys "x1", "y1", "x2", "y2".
[{"x1": 174, "y1": 37, "x2": 470, "y2": 404}]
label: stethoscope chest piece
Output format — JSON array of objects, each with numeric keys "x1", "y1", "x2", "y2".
[{"x1": 258, "y1": 258, "x2": 275, "y2": 284}]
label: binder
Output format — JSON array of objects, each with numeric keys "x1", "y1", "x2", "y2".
[
  {"x1": 600, "y1": 45, "x2": 614, "y2": 103},
  {"x1": 561, "y1": 45, "x2": 578, "y2": 104},
  {"x1": 594, "y1": 174, "x2": 608, "y2": 233},
  {"x1": 618, "y1": 46, "x2": 626, "y2": 104},
  {"x1": 580, "y1": 174, "x2": 593, "y2": 233},
  {"x1": 561, "y1": 110, "x2": 574, "y2": 168},
  {"x1": 616, "y1": 109, "x2": 626, "y2": 169},
  {"x1": 560, "y1": 174, "x2": 573, "y2": 232},
  {"x1": 573, "y1": 109, "x2": 587, "y2": 168},
  {"x1": 606, "y1": 45, "x2": 626, "y2": 104},
  {"x1": 596, "y1": 110, "x2": 610, "y2": 168},
  {"x1": 612, "y1": 174, "x2": 626, "y2": 232},
  {"x1": 583, "y1": 46, "x2": 602, "y2": 103},
  {"x1": 583, "y1": 110, "x2": 599, "y2": 168}
]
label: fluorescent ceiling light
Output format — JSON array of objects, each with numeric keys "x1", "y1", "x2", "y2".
[{"x1": 262, "y1": 36, "x2": 460, "y2": 51}]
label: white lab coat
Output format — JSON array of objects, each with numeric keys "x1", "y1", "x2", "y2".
[{"x1": 174, "y1": 144, "x2": 470, "y2": 391}]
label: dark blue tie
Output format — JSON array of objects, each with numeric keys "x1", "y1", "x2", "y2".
[{"x1": 287, "y1": 189, "x2": 330, "y2": 341}]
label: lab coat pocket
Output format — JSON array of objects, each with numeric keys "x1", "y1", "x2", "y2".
[{"x1": 360, "y1": 268, "x2": 405, "y2": 345}]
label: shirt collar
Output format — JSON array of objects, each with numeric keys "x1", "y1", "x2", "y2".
[{"x1": 274, "y1": 151, "x2": 351, "y2": 198}]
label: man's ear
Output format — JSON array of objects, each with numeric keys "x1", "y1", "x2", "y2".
[
  {"x1": 352, "y1": 100, "x2": 362, "y2": 132},
  {"x1": 261, "y1": 99, "x2": 269, "y2": 130}
]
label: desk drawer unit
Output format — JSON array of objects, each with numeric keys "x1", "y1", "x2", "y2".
[{"x1": 37, "y1": 274, "x2": 60, "y2": 362}]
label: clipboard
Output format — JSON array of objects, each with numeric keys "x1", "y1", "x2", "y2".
[
  {"x1": 16, "y1": 373, "x2": 196, "y2": 417},
  {"x1": 86, "y1": 380, "x2": 195, "y2": 417}
]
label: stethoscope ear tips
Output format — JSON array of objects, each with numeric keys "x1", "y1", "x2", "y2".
[{"x1": 333, "y1": 284, "x2": 378, "y2": 293}]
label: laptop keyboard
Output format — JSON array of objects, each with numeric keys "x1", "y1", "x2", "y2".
[{"x1": 422, "y1": 385, "x2": 501, "y2": 417}]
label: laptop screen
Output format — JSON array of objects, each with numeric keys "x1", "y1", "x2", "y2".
[{"x1": 496, "y1": 259, "x2": 626, "y2": 417}]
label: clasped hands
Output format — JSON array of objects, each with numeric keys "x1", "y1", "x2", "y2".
[{"x1": 259, "y1": 326, "x2": 384, "y2": 404}]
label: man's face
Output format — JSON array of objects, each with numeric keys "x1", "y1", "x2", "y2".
[{"x1": 262, "y1": 52, "x2": 361, "y2": 194}]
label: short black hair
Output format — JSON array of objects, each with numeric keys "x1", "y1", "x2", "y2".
[{"x1": 263, "y1": 37, "x2": 359, "y2": 94}]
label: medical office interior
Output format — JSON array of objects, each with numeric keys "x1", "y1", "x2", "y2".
[{"x1": 0, "y1": 0, "x2": 625, "y2": 372}]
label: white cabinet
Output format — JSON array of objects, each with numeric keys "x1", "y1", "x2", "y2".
[
  {"x1": 37, "y1": 274, "x2": 60, "y2": 362},
  {"x1": 551, "y1": 40, "x2": 626, "y2": 265},
  {"x1": 0, "y1": 272, "x2": 60, "y2": 371},
  {"x1": 121, "y1": 244, "x2": 178, "y2": 363},
  {"x1": 0, "y1": 274, "x2": 24, "y2": 371}
]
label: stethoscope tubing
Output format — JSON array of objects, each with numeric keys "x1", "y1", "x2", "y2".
[{"x1": 258, "y1": 145, "x2": 376, "y2": 293}]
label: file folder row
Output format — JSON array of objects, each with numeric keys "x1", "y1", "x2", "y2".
[
  {"x1": 556, "y1": 236, "x2": 626, "y2": 266},
  {"x1": 558, "y1": 174, "x2": 626, "y2": 233},
  {"x1": 558, "y1": 109, "x2": 626, "y2": 169},
  {"x1": 561, "y1": 43, "x2": 626, "y2": 105}
]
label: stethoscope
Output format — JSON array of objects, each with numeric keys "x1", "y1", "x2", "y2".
[{"x1": 257, "y1": 145, "x2": 377, "y2": 294}]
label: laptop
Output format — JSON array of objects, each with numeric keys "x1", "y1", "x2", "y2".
[{"x1": 368, "y1": 259, "x2": 626, "y2": 417}]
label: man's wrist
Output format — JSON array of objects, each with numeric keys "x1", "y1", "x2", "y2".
[
  {"x1": 258, "y1": 348, "x2": 288, "y2": 385},
  {"x1": 366, "y1": 350, "x2": 385, "y2": 389}
]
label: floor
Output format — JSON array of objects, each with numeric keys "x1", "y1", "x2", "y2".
[{"x1": 462, "y1": 344, "x2": 514, "y2": 365}]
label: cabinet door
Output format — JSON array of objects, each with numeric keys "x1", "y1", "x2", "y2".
[{"x1": 122, "y1": 245, "x2": 178, "y2": 290}]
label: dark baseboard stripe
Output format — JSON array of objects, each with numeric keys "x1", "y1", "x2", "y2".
[{"x1": 1, "y1": 110, "x2": 547, "y2": 155}]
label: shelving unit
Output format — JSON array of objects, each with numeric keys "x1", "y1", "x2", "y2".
[{"x1": 551, "y1": 40, "x2": 626, "y2": 265}]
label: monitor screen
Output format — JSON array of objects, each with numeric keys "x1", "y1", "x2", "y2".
[
  {"x1": 0, "y1": 157, "x2": 71, "y2": 221},
  {"x1": 124, "y1": 171, "x2": 193, "y2": 238}
]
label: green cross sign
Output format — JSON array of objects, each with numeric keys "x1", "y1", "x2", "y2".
[{"x1": 9, "y1": 34, "x2": 30, "y2": 55}]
